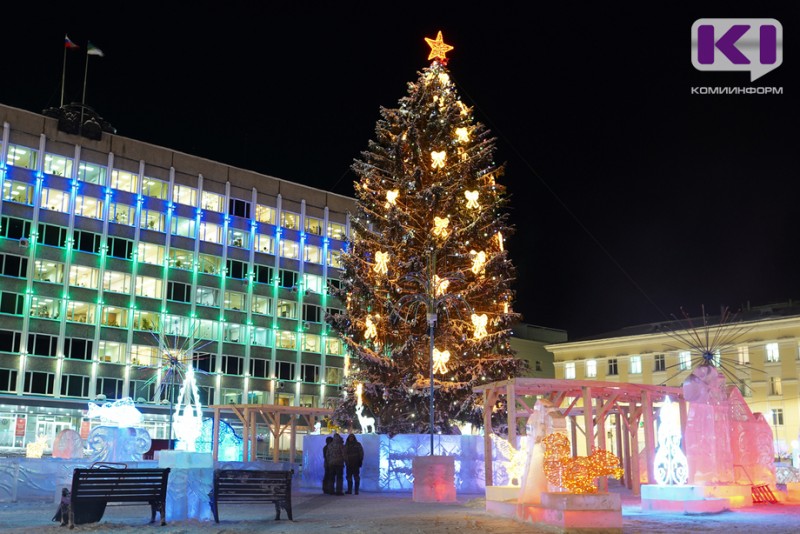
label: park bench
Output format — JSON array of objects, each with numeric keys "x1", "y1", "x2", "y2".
[
  {"x1": 64, "y1": 465, "x2": 170, "y2": 529},
  {"x1": 209, "y1": 469, "x2": 294, "y2": 523}
]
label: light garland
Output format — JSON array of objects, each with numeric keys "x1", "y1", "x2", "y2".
[
  {"x1": 374, "y1": 251, "x2": 389, "y2": 275},
  {"x1": 433, "y1": 216, "x2": 450, "y2": 238},
  {"x1": 464, "y1": 190, "x2": 479, "y2": 209},
  {"x1": 431, "y1": 150, "x2": 446, "y2": 169},
  {"x1": 424, "y1": 31, "x2": 454, "y2": 61},
  {"x1": 542, "y1": 433, "x2": 624, "y2": 494},
  {"x1": 470, "y1": 250, "x2": 486, "y2": 275},
  {"x1": 432, "y1": 347, "x2": 451, "y2": 374},
  {"x1": 496, "y1": 232, "x2": 504, "y2": 252},
  {"x1": 471, "y1": 313, "x2": 488, "y2": 339}
]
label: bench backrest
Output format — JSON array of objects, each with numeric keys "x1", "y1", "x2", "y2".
[
  {"x1": 71, "y1": 468, "x2": 170, "y2": 502},
  {"x1": 213, "y1": 470, "x2": 293, "y2": 501}
]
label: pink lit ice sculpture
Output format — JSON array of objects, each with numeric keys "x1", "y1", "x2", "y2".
[{"x1": 653, "y1": 397, "x2": 688, "y2": 485}]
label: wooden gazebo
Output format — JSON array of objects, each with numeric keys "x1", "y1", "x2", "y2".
[
  {"x1": 208, "y1": 404, "x2": 333, "y2": 464},
  {"x1": 473, "y1": 378, "x2": 685, "y2": 495}
]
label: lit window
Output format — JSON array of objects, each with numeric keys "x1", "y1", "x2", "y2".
[
  {"x1": 738, "y1": 346, "x2": 750, "y2": 365},
  {"x1": 78, "y1": 162, "x2": 106, "y2": 185},
  {"x1": 171, "y1": 216, "x2": 196, "y2": 238},
  {"x1": 629, "y1": 356, "x2": 642, "y2": 375},
  {"x1": 135, "y1": 276, "x2": 163, "y2": 299},
  {"x1": 202, "y1": 191, "x2": 225, "y2": 212},
  {"x1": 280, "y1": 240, "x2": 299, "y2": 259},
  {"x1": 328, "y1": 222, "x2": 346, "y2": 240},
  {"x1": 679, "y1": 351, "x2": 691, "y2": 371},
  {"x1": 281, "y1": 211, "x2": 299, "y2": 230},
  {"x1": 2, "y1": 180, "x2": 34, "y2": 204},
  {"x1": 109, "y1": 202, "x2": 135, "y2": 225},
  {"x1": 564, "y1": 362, "x2": 576, "y2": 379},
  {"x1": 103, "y1": 271, "x2": 131, "y2": 293},
  {"x1": 110, "y1": 170, "x2": 138, "y2": 193},
  {"x1": 40, "y1": 188, "x2": 70, "y2": 213},
  {"x1": 228, "y1": 230, "x2": 247, "y2": 248},
  {"x1": 766, "y1": 342, "x2": 780, "y2": 363},
  {"x1": 75, "y1": 195, "x2": 103, "y2": 219},
  {"x1": 255, "y1": 234, "x2": 274, "y2": 254},
  {"x1": 137, "y1": 242, "x2": 165, "y2": 265},
  {"x1": 224, "y1": 291, "x2": 245, "y2": 311},
  {"x1": 173, "y1": 184, "x2": 197, "y2": 206},
  {"x1": 256, "y1": 204, "x2": 275, "y2": 224},
  {"x1": 305, "y1": 217, "x2": 323, "y2": 235},
  {"x1": 327, "y1": 250, "x2": 343, "y2": 268},
  {"x1": 198, "y1": 222, "x2": 221, "y2": 243},
  {"x1": 304, "y1": 273, "x2": 323, "y2": 293},
  {"x1": 302, "y1": 334, "x2": 321, "y2": 353},
  {"x1": 44, "y1": 153, "x2": 73, "y2": 177},
  {"x1": 304, "y1": 244, "x2": 322, "y2": 263},
  {"x1": 326, "y1": 338, "x2": 343, "y2": 356},
  {"x1": 6, "y1": 144, "x2": 37, "y2": 169},
  {"x1": 585, "y1": 359, "x2": 597, "y2": 378}
]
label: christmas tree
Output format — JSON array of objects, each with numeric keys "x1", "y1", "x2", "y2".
[{"x1": 328, "y1": 32, "x2": 525, "y2": 435}]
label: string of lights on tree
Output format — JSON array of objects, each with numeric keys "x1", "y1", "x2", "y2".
[{"x1": 327, "y1": 31, "x2": 526, "y2": 435}]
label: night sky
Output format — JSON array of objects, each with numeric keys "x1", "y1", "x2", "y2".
[{"x1": 3, "y1": 4, "x2": 797, "y2": 339}]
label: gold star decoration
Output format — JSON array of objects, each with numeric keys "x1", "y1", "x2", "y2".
[{"x1": 425, "y1": 31, "x2": 454, "y2": 61}]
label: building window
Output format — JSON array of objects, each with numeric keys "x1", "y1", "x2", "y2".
[
  {"x1": 280, "y1": 239, "x2": 299, "y2": 259},
  {"x1": 0, "y1": 254, "x2": 28, "y2": 278},
  {"x1": 279, "y1": 270, "x2": 298, "y2": 289},
  {"x1": 771, "y1": 408, "x2": 784, "y2": 426},
  {"x1": 199, "y1": 253, "x2": 221, "y2": 274},
  {"x1": 108, "y1": 237, "x2": 133, "y2": 259},
  {"x1": 40, "y1": 188, "x2": 70, "y2": 213},
  {"x1": 2, "y1": 179, "x2": 35, "y2": 204},
  {"x1": 103, "y1": 271, "x2": 132, "y2": 293},
  {"x1": 607, "y1": 358, "x2": 618, "y2": 376},
  {"x1": 250, "y1": 357, "x2": 269, "y2": 379},
  {"x1": 585, "y1": 359, "x2": 597, "y2": 378},
  {"x1": 303, "y1": 304, "x2": 321, "y2": 323},
  {"x1": 138, "y1": 242, "x2": 165, "y2": 265},
  {"x1": 0, "y1": 292, "x2": 24, "y2": 315},
  {"x1": 66, "y1": 301, "x2": 95, "y2": 324},
  {"x1": 6, "y1": 144, "x2": 37, "y2": 169},
  {"x1": 96, "y1": 377, "x2": 124, "y2": 399},
  {"x1": 305, "y1": 217, "x2": 323, "y2": 235},
  {"x1": 302, "y1": 334, "x2": 321, "y2": 353},
  {"x1": 277, "y1": 331, "x2": 296, "y2": 350},
  {"x1": 2, "y1": 216, "x2": 32, "y2": 240},
  {"x1": 221, "y1": 354, "x2": 243, "y2": 375},
  {"x1": 256, "y1": 205, "x2": 275, "y2": 224},
  {"x1": 228, "y1": 229, "x2": 247, "y2": 248},
  {"x1": 226, "y1": 259, "x2": 246, "y2": 279},
  {"x1": 304, "y1": 273, "x2": 323, "y2": 293},
  {"x1": 110, "y1": 170, "x2": 138, "y2": 193},
  {"x1": 78, "y1": 162, "x2": 106, "y2": 184},
  {"x1": 277, "y1": 300, "x2": 297, "y2": 319},
  {"x1": 252, "y1": 295, "x2": 271, "y2": 315},
  {"x1": 28, "y1": 334, "x2": 58, "y2": 356},
  {"x1": 74, "y1": 230, "x2": 101, "y2": 253},
  {"x1": 69, "y1": 265, "x2": 99, "y2": 288},
  {"x1": 171, "y1": 216, "x2": 196, "y2": 238},
  {"x1": 142, "y1": 177, "x2": 167, "y2": 198},
  {"x1": 325, "y1": 366, "x2": 343, "y2": 385},
  {"x1": 44, "y1": 153, "x2": 74, "y2": 177},
  {"x1": 24, "y1": 371, "x2": 54, "y2": 395},
  {"x1": 173, "y1": 184, "x2": 197, "y2": 206},
  {"x1": 30, "y1": 296, "x2": 59, "y2": 319},
  {"x1": 301, "y1": 364, "x2": 319, "y2": 383},
  {"x1": 75, "y1": 195, "x2": 104, "y2": 220},
  {"x1": 196, "y1": 286, "x2": 219, "y2": 307},
  {"x1": 0, "y1": 368, "x2": 18, "y2": 393},
  {"x1": 738, "y1": 346, "x2": 750, "y2": 365},
  {"x1": 254, "y1": 265, "x2": 273, "y2": 284},
  {"x1": 304, "y1": 244, "x2": 323, "y2": 264},
  {"x1": 281, "y1": 211, "x2": 299, "y2": 230},
  {"x1": 564, "y1": 362, "x2": 576, "y2": 379},
  {"x1": 327, "y1": 250, "x2": 343, "y2": 269},
  {"x1": 0, "y1": 330, "x2": 23, "y2": 353},
  {"x1": 654, "y1": 354, "x2": 666, "y2": 372},
  {"x1": 328, "y1": 222, "x2": 346, "y2": 240},
  {"x1": 224, "y1": 291, "x2": 245, "y2": 311},
  {"x1": 64, "y1": 338, "x2": 94, "y2": 360},
  {"x1": 141, "y1": 209, "x2": 165, "y2": 231},
  {"x1": 326, "y1": 337, "x2": 343, "y2": 356},
  {"x1": 199, "y1": 222, "x2": 221, "y2": 243},
  {"x1": 766, "y1": 342, "x2": 780, "y2": 363},
  {"x1": 109, "y1": 202, "x2": 135, "y2": 225},
  {"x1": 202, "y1": 191, "x2": 224, "y2": 212},
  {"x1": 770, "y1": 377, "x2": 782, "y2": 396},
  {"x1": 228, "y1": 198, "x2": 251, "y2": 219},
  {"x1": 135, "y1": 276, "x2": 163, "y2": 299},
  {"x1": 251, "y1": 327, "x2": 270, "y2": 347},
  {"x1": 535, "y1": 360, "x2": 543, "y2": 372},
  {"x1": 678, "y1": 351, "x2": 691, "y2": 371},
  {"x1": 738, "y1": 379, "x2": 752, "y2": 397},
  {"x1": 277, "y1": 361, "x2": 295, "y2": 381},
  {"x1": 255, "y1": 234, "x2": 274, "y2": 254},
  {"x1": 167, "y1": 281, "x2": 191, "y2": 303}
]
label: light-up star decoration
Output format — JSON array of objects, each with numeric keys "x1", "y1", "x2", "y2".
[
  {"x1": 374, "y1": 251, "x2": 390, "y2": 275},
  {"x1": 431, "y1": 150, "x2": 446, "y2": 169},
  {"x1": 385, "y1": 189, "x2": 399, "y2": 207},
  {"x1": 464, "y1": 190, "x2": 479, "y2": 209},
  {"x1": 653, "y1": 397, "x2": 689, "y2": 485},
  {"x1": 470, "y1": 250, "x2": 486, "y2": 275},
  {"x1": 425, "y1": 31, "x2": 454, "y2": 62},
  {"x1": 432, "y1": 347, "x2": 450, "y2": 374},
  {"x1": 364, "y1": 316, "x2": 378, "y2": 340},
  {"x1": 472, "y1": 313, "x2": 488, "y2": 339},
  {"x1": 432, "y1": 216, "x2": 450, "y2": 238}
]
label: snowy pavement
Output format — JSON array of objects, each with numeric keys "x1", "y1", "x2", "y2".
[{"x1": 1, "y1": 486, "x2": 799, "y2": 533}]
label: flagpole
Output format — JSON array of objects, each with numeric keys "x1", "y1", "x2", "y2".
[
  {"x1": 80, "y1": 44, "x2": 90, "y2": 135},
  {"x1": 60, "y1": 44, "x2": 67, "y2": 108}
]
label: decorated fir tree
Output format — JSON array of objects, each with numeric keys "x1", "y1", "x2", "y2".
[{"x1": 328, "y1": 32, "x2": 525, "y2": 435}]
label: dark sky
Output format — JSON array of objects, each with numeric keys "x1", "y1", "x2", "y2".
[{"x1": 3, "y1": 3, "x2": 797, "y2": 339}]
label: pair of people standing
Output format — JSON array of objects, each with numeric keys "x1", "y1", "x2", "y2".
[{"x1": 322, "y1": 432, "x2": 364, "y2": 495}]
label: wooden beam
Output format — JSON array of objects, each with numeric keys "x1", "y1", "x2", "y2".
[
  {"x1": 483, "y1": 389, "x2": 495, "y2": 487},
  {"x1": 621, "y1": 409, "x2": 631, "y2": 488},
  {"x1": 642, "y1": 391, "x2": 656, "y2": 485},
  {"x1": 212, "y1": 407, "x2": 220, "y2": 462},
  {"x1": 562, "y1": 395, "x2": 581, "y2": 417},
  {"x1": 289, "y1": 414, "x2": 297, "y2": 465},
  {"x1": 507, "y1": 383, "x2": 517, "y2": 445},
  {"x1": 582, "y1": 386, "x2": 594, "y2": 456}
]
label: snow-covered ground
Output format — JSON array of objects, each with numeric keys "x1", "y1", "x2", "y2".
[{"x1": 1, "y1": 486, "x2": 798, "y2": 533}]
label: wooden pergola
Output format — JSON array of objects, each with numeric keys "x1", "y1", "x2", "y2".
[
  {"x1": 208, "y1": 404, "x2": 333, "y2": 464},
  {"x1": 473, "y1": 378, "x2": 685, "y2": 495}
]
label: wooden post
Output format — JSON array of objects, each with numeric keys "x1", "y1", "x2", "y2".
[
  {"x1": 597, "y1": 398, "x2": 607, "y2": 491},
  {"x1": 615, "y1": 412, "x2": 623, "y2": 478},
  {"x1": 483, "y1": 388, "x2": 495, "y2": 487},
  {"x1": 507, "y1": 382, "x2": 517, "y2": 447},
  {"x1": 621, "y1": 409, "x2": 631, "y2": 489},
  {"x1": 212, "y1": 408, "x2": 220, "y2": 461},
  {"x1": 570, "y1": 415, "x2": 578, "y2": 457},
  {"x1": 642, "y1": 391, "x2": 656, "y2": 484},
  {"x1": 582, "y1": 387, "x2": 593, "y2": 456},
  {"x1": 250, "y1": 410, "x2": 258, "y2": 461},
  {"x1": 630, "y1": 416, "x2": 641, "y2": 496},
  {"x1": 289, "y1": 414, "x2": 297, "y2": 465}
]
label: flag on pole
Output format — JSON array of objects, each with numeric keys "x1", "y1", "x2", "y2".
[
  {"x1": 87, "y1": 42, "x2": 104, "y2": 57},
  {"x1": 64, "y1": 34, "x2": 79, "y2": 49}
]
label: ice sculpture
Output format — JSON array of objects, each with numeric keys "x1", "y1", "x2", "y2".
[
  {"x1": 86, "y1": 397, "x2": 151, "y2": 462},
  {"x1": 172, "y1": 365, "x2": 203, "y2": 452},
  {"x1": 490, "y1": 433, "x2": 527, "y2": 485},
  {"x1": 729, "y1": 388, "x2": 776, "y2": 486},
  {"x1": 653, "y1": 397, "x2": 688, "y2": 485},
  {"x1": 197, "y1": 418, "x2": 243, "y2": 461},
  {"x1": 52, "y1": 429, "x2": 84, "y2": 459},
  {"x1": 519, "y1": 399, "x2": 566, "y2": 503},
  {"x1": 683, "y1": 365, "x2": 734, "y2": 484}
]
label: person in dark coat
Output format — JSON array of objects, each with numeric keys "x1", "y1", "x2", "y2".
[
  {"x1": 322, "y1": 436, "x2": 334, "y2": 494},
  {"x1": 326, "y1": 432, "x2": 345, "y2": 495},
  {"x1": 343, "y1": 433, "x2": 365, "y2": 495}
]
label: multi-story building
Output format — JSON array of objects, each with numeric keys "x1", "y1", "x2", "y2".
[
  {"x1": 509, "y1": 322, "x2": 565, "y2": 379},
  {"x1": 0, "y1": 102, "x2": 354, "y2": 451},
  {"x1": 546, "y1": 303, "x2": 800, "y2": 460}
]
